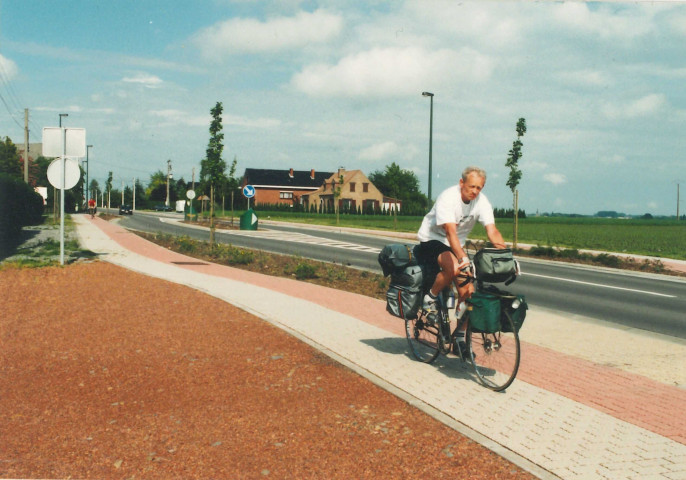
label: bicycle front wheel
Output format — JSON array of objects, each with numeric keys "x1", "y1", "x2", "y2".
[
  {"x1": 405, "y1": 314, "x2": 440, "y2": 363},
  {"x1": 467, "y1": 310, "x2": 520, "y2": 391}
]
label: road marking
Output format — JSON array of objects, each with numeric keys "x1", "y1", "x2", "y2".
[
  {"x1": 525, "y1": 272, "x2": 676, "y2": 298},
  {"x1": 217, "y1": 229, "x2": 381, "y2": 253}
]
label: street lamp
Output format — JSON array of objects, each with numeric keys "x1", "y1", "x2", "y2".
[
  {"x1": 85, "y1": 145, "x2": 93, "y2": 202},
  {"x1": 59, "y1": 113, "x2": 68, "y2": 127},
  {"x1": 422, "y1": 91, "x2": 434, "y2": 202}
]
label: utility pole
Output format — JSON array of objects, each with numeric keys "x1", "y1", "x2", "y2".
[
  {"x1": 678, "y1": 183, "x2": 681, "y2": 220},
  {"x1": 133, "y1": 177, "x2": 136, "y2": 211},
  {"x1": 121, "y1": 179, "x2": 124, "y2": 205},
  {"x1": 23, "y1": 109, "x2": 29, "y2": 183},
  {"x1": 165, "y1": 159, "x2": 172, "y2": 207}
]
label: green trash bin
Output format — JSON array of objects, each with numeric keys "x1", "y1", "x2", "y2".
[{"x1": 240, "y1": 208, "x2": 258, "y2": 230}]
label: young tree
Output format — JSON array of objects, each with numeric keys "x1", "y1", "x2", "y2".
[
  {"x1": 106, "y1": 171, "x2": 113, "y2": 209},
  {"x1": 200, "y1": 102, "x2": 227, "y2": 243},
  {"x1": 505, "y1": 118, "x2": 526, "y2": 249}
]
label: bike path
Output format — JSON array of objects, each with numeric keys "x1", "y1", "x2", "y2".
[{"x1": 74, "y1": 216, "x2": 686, "y2": 480}]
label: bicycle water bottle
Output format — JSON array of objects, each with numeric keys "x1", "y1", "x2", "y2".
[
  {"x1": 446, "y1": 290, "x2": 456, "y2": 309},
  {"x1": 456, "y1": 301, "x2": 467, "y2": 320}
]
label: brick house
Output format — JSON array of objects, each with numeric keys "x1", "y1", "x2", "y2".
[
  {"x1": 303, "y1": 168, "x2": 391, "y2": 213},
  {"x1": 241, "y1": 168, "x2": 334, "y2": 207}
]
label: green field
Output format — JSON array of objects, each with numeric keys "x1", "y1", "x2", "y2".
[{"x1": 219, "y1": 210, "x2": 686, "y2": 260}]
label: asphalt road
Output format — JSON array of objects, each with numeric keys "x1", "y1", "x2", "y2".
[{"x1": 117, "y1": 211, "x2": 686, "y2": 339}]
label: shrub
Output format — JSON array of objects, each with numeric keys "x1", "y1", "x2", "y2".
[{"x1": 294, "y1": 263, "x2": 317, "y2": 279}]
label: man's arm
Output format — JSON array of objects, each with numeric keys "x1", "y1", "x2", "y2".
[
  {"x1": 442, "y1": 223, "x2": 469, "y2": 265},
  {"x1": 485, "y1": 224, "x2": 506, "y2": 249}
]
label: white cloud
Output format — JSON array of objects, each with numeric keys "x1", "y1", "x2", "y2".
[
  {"x1": 602, "y1": 93, "x2": 667, "y2": 119},
  {"x1": 544, "y1": 173, "x2": 567, "y2": 185},
  {"x1": 192, "y1": 9, "x2": 343, "y2": 58},
  {"x1": 358, "y1": 141, "x2": 399, "y2": 161},
  {"x1": 122, "y1": 73, "x2": 163, "y2": 88},
  {"x1": 149, "y1": 110, "x2": 280, "y2": 129},
  {"x1": 555, "y1": 69, "x2": 613, "y2": 88},
  {"x1": 552, "y1": 2, "x2": 653, "y2": 40},
  {"x1": 291, "y1": 46, "x2": 493, "y2": 97},
  {"x1": 0, "y1": 54, "x2": 18, "y2": 79}
]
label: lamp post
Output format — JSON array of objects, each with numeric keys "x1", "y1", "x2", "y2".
[
  {"x1": 59, "y1": 113, "x2": 68, "y2": 127},
  {"x1": 422, "y1": 91, "x2": 434, "y2": 202},
  {"x1": 85, "y1": 144, "x2": 93, "y2": 203}
]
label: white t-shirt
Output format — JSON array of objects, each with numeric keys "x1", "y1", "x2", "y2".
[{"x1": 417, "y1": 185, "x2": 495, "y2": 247}]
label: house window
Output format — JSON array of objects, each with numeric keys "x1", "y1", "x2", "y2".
[
  {"x1": 349, "y1": 182, "x2": 356, "y2": 192},
  {"x1": 280, "y1": 192, "x2": 293, "y2": 199},
  {"x1": 363, "y1": 183, "x2": 369, "y2": 193}
]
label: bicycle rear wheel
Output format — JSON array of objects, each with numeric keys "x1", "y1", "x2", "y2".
[
  {"x1": 405, "y1": 313, "x2": 441, "y2": 363},
  {"x1": 467, "y1": 310, "x2": 520, "y2": 391}
]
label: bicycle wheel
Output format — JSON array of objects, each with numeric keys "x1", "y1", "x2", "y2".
[
  {"x1": 467, "y1": 310, "x2": 520, "y2": 391},
  {"x1": 405, "y1": 313, "x2": 441, "y2": 363}
]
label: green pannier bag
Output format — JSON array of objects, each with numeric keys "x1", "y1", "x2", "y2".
[
  {"x1": 500, "y1": 295, "x2": 528, "y2": 333},
  {"x1": 467, "y1": 291, "x2": 501, "y2": 333}
]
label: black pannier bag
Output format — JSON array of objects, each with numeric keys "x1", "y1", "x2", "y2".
[
  {"x1": 473, "y1": 248, "x2": 517, "y2": 284},
  {"x1": 378, "y1": 244, "x2": 417, "y2": 277},
  {"x1": 385, "y1": 264, "x2": 424, "y2": 320}
]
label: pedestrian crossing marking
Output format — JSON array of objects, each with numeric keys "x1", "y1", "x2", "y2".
[{"x1": 218, "y1": 229, "x2": 380, "y2": 253}]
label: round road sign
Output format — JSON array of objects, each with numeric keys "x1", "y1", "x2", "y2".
[
  {"x1": 242, "y1": 185, "x2": 255, "y2": 198},
  {"x1": 47, "y1": 158, "x2": 80, "y2": 189}
]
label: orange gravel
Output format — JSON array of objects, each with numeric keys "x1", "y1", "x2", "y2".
[{"x1": 1, "y1": 261, "x2": 536, "y2": 479}]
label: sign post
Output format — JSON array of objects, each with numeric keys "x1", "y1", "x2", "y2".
[{"x1": 43, "y1": 127, "x2": 86, "y2": 265}]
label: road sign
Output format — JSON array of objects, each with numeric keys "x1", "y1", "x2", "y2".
[
  {"x1": 42, "y1": 127, "x2": 86, "y2": 157},
  {"x1": 242, "y1": 185, "x2": 255, "y2": 198},
  {"x1": 186, "y1": 189, "x2": 196, "y2": 200},
  {"x1": 47, "y1": 158, "x2": 80, "y2": 189}
]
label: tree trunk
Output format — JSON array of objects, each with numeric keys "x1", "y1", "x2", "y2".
[
  {"x1": 209, "y1": 184, "x2": 215, "y2": 244},
  {"x1": 513, "y1": 189, "x2": 519, "y2": 250}
]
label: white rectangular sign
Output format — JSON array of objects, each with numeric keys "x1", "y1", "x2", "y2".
[{"x1": 42, "y1": 127, "x2": 87, "y2": 157}]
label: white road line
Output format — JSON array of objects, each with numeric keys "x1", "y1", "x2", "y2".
[
  {"x1": 218, "y1": 229, "x2": 382, "y2": 254},
  {"x1": 525, "y1": 272, "x2": 676, "y2": 298}
]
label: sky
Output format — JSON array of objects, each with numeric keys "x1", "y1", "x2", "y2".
[{"x1": 1, "y1": 0, "x2": 685, "y2": 216}]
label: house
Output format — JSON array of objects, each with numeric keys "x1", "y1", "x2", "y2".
[
  {"x1": 241, "y1": 168, "x2": 334, "y2": 206},
  {"x1": 303, "y1": 168, "x2": 390, "y2": 213}
]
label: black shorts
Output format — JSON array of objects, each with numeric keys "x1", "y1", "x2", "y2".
[{"x1": 416, "y1": 240, "x2": 452, "y2": 267}]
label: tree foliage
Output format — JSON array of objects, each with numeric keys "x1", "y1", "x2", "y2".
[
  {"x1": 505, "y1": 118, "x2": 526, "y2": 192},
  {"x1": 200, "y1": 102, "x2": 227, "y2": 193},
  {"x1": 368, "y1": 162, "x2": 428, "y2": 214},
  {"x1": 0, "y1": 137, "x2": 22, "y2": 179}
]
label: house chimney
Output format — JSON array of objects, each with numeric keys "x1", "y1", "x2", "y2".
[
  {"x1": 289, "y1": 168, "x2": 294, "y2": 178},
  {"x1": 310, "y1": 169, "x2": 315, "y2": 180},
  {"x1": 337, "y1": 167, "x2": 345, "y2": 177}
]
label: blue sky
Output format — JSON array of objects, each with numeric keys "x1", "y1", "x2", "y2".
[{"x1": 1, "y1": 1, "x2": 685, "y2": 216}]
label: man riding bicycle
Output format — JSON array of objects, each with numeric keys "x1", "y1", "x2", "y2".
[
  {"x1": 88, "y1": 197, "x2": 96, "y2": 219},
  {"x1": 415, "y1": 166, "x2": 506, "y2": 351}
]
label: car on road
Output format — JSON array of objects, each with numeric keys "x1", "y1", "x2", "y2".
[
  {"x1": 154, "y1": 204, "x2": 173, "y2": 212},
  {"x1": 119, "y1": 204, "x2": 133, "y2": 215}
]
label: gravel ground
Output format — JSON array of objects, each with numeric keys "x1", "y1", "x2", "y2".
[{"x1": 0, "y1": 260, "x2": 536, "y2": 479}]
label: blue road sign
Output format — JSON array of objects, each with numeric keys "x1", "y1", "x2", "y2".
[{"x1": 242, "y1": 185, "x2": 255, "y2": 198}]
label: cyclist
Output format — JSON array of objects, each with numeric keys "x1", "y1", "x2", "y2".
[
  {"x1": 416, "y1": 166, "x2": 506, "y2": 352},
  {"x1": 88, "y1": 197, "x2": 96, "y2": 219}
]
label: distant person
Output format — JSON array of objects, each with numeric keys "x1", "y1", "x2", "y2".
[
  {"x1": 416, "y1": 166, "x2": 506, "y2": 349},
  {"x1": 88, "y1": 197, "x2": 96, "y2": 219}
]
